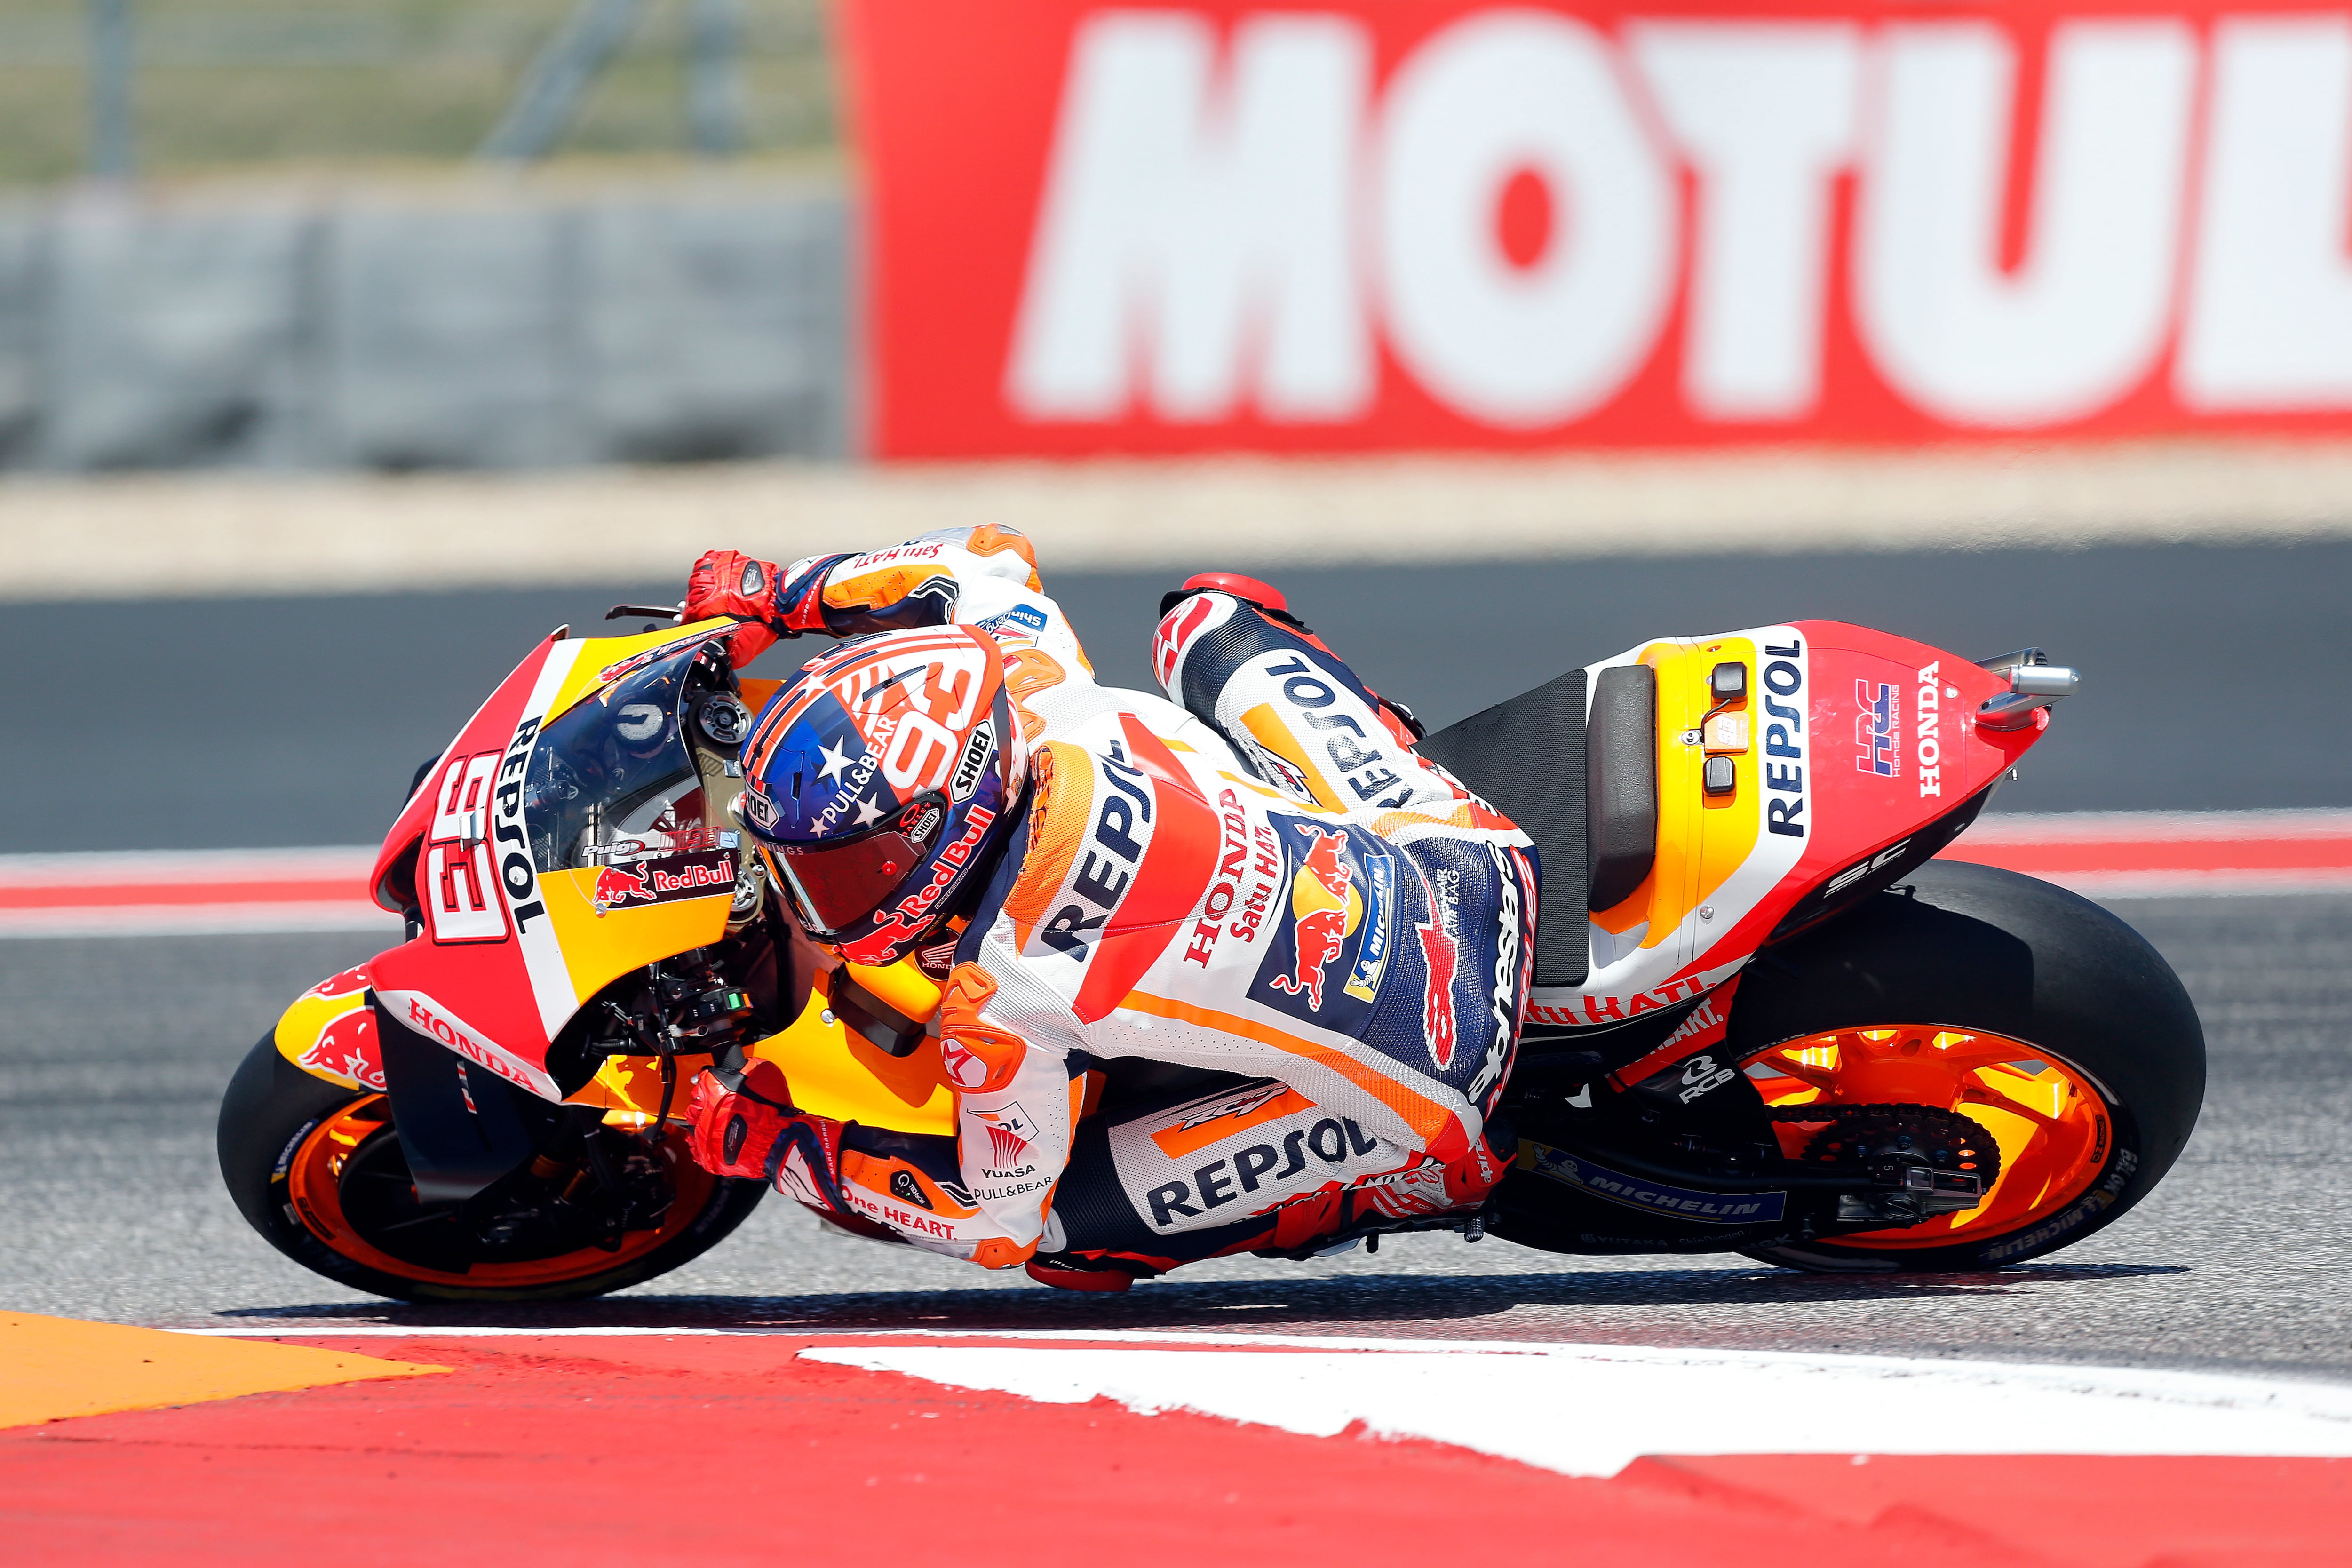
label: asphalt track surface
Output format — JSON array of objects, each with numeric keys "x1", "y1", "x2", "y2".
[
  {"x1": 12, "y1": 536, "x2": 2352, "y2": 853},
  {"x1": 4, "y1": 893, "x2": 2346, "y2": 1380}
]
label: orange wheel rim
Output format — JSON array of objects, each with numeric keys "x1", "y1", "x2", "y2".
[
  {"x1": 284, "y1": 1095, "x2": 718, "y2": 1289},
  {"x1": 1744, "y1": 1026, "x2": 2113, "y2": 1250}
]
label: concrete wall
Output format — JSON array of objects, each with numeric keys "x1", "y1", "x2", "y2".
[{"x1": 0, "y1": 188, "x2": 850, "y2": 470}]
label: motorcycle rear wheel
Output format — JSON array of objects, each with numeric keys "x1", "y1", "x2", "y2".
[
  {"x1": 219, "y1": 1036, "x2": 765, "y2": 1303},
  {"x1": 1728, "y1": 860, "x2": 2203, "y2": 1273}
]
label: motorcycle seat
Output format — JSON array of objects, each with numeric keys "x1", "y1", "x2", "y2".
[
  {"x1": 1417, "y1": 663, "x2": 1660, "y2": 991},
  {"x1": 1408, "y1": 667, "x2": 1579, "y2": 992}
]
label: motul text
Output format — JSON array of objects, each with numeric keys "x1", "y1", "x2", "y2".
[{"x1": 846, "y1": 0, "x2": 2352, "y2": 454}]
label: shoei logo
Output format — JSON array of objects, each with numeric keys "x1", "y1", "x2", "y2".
[
  {"x1": 950, "y1": 722, "x2": 995, "y2": 801},
  {"x1": 739, "y1": 786, "x2": 781, "y2": 832}
]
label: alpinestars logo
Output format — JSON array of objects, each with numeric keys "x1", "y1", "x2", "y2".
[
  {"x1": 1153, "y1": 594, "x2": 1218, "y2": 687},
  {"x1": 1468, "y1": 846, "x2": 1523, "y2": 1106},
  {"x1": 1415, "y1": 867, "x2": 1461, "y2": 1069}
]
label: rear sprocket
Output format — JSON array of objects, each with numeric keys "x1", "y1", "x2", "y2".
[{"x1": 1770, "y1": 1102, "x2": 2001, "y2": 1225}]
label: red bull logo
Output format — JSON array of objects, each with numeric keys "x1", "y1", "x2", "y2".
[
  {"x1": 1270, "y1": 824, "x2": 1359, "y2": 1012},
  {"x1": 592, "y1": 864, "x2": 655, "y2": 914},
  {"x1": 296, "y1": 1006, "x2": 387, "y2": 1092}
]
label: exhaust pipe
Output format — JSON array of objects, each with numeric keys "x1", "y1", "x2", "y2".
[{"x1": 1973, "y1": 647, "x2": 2081, "y2": 731}]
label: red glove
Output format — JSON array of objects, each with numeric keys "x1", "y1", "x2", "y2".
[
  {"x1": 684, "y1": 549, "x2": 853, "y2": 666},
  {"x1": 683, "y1": 1060, "x2": 796, "y2": 1178}
]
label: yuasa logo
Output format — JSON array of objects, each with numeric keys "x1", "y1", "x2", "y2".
[{"x1": 985, "y1": 7, "x2": 2352, "y2": 444}]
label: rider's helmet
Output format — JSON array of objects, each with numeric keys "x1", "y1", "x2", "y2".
[{"x1": 736, "y1": 627, "x2": 1025, "y2": 966}]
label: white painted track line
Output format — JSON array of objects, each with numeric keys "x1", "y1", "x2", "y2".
[{"x1": 799, "y1": 1338, "x2": 2352, "y2": 1477}]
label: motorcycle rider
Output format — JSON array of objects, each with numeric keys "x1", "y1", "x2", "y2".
[{"x1": 680, "y1": 525, "x2": 1536, "y2": 1289}]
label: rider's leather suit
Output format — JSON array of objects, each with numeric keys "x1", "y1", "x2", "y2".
[{"x1": 734, "y1": 527, "x2": 1535, "y2": 1273}]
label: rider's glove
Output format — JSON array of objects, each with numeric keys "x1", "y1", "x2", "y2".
[
  {"x1": 683, "y1": 549, "x2": 855, "y2": 666},
  {"x1": 683, "y1": 1060, "x2": 796, "y2": 1179}
]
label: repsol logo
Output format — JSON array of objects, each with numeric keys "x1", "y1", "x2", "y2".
[
  {"x1": 1760, "y1": 639, "x2": 1807, "y2": 838},
  {"x1": 493, "y1": 715, "x2": 545, "y2": 929},
  {"x1": 1042, "y1": 741, "x2": 1152, "y2": 959},
  {"x1": 1147, "y1": 1115, "x2": 1379, "y2": 1228},
  {"x1": 1263, "y1": 651, "x2": 1414, "y2": 809}
]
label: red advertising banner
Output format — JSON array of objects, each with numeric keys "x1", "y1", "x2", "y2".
[{"x1": 842, "y1": 0, "x2": 2352, "y2": 457}]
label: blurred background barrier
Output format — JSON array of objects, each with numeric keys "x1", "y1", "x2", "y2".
[
  {"x1": 0, "y1": 0, "x2": 847, "y2": 471},
  {"x1": 0, "y1": 187, "x2": 848, "y2": 469},
  {"x1": 0, "y1": 0, "x2": 833, "y2": 185}
]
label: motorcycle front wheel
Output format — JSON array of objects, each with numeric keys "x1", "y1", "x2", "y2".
[
  {"x1": 218, "y1": 1037, "x2": 765, "y2": 1303},
  {"x1": 1728, "y1": 860, "x2": 2205, "y2": 1273}
]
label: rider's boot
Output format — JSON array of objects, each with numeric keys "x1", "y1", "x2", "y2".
[
  {"x1": 1024, "y1": 1253, "x2": 1158, "y2": 1292},
  {"x1": 1154, "y1": 573, "x2": 1425, "y2": 748}
]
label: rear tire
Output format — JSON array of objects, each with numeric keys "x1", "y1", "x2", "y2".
[
  {"x1": 219, "y1": 1035, "x2": 765, "y2": 1302},
  {"x1": 1730, "y1": 860, "x2": 2203, "y2": 1273}
]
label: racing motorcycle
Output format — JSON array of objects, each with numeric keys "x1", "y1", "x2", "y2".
[{"x1": 218, "y1": 608, "x2": 2203, "y2": 1299}]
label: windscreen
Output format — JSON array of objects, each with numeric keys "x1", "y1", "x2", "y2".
[{"x1": 523, "y1": 643, "x2": 716, "y2": 873}]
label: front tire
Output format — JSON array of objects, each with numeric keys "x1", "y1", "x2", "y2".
[
  {"x1": 1729, "y1": 860, "x2": 2204, "y2": 1273},
  {"x1": 218, "y1": 1036, "x2": 765, "y2": 1302}
]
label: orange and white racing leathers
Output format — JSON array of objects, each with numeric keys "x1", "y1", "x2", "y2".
[{"x1": 751, "y1": 526, "x2": 1536, "y2": 1273}]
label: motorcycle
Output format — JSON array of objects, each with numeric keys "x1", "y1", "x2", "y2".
[{"x1": 218, "y1": 607, "x2": 2203, "y2": 1299}]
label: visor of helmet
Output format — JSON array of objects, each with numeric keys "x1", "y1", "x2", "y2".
[{"x1": 760, "y1": 798, "x2": 943, "y2": 940}]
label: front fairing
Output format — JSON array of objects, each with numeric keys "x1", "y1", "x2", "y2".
[{"x1": 364, "y1": 621, "x2": 753, "y2": 1098}]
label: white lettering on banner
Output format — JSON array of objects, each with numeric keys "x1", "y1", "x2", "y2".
[
  {"x1": 1006, "y1": 11, "x2": 1372, "y2": 422},
  {"x1": 1377, "y1": 12, "x2": 1675, "y2": 427},
  {"x1": 1627, "y1": 24, "x2": 1860, "y2": 422},
  {"x1": 1855, "y1": 21, "x2": 2196, "y2": 427},
  {"x1": 994, "y1": 8, "x2": 2352, "y2": 439},
  {"x1": 2177, "y1": 17, "x2": 2352, "y2": 411}
]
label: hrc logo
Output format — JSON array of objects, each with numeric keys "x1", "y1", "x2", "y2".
[{"x1": 1855, "y1": 680, "x2": 1899, "y2": 778}]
